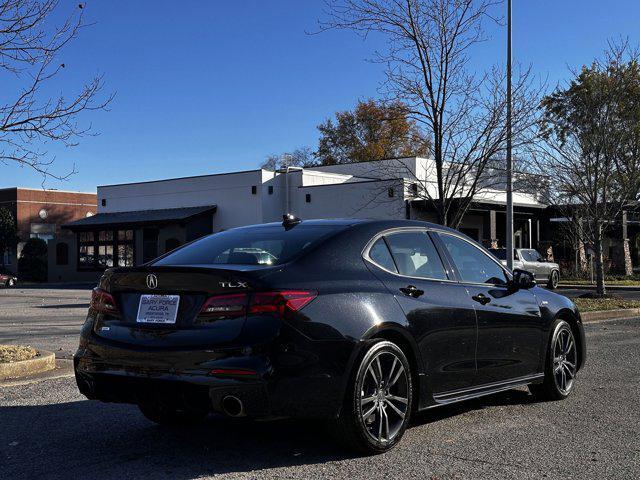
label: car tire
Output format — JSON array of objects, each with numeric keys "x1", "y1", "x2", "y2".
[
  {"x1": 547, "y1": 270, "x2": 559, "y2": 290},
  {"x1": 138, "y1": 401, "x2": 208, "y2": 426},
  {"x1": 7, "y1": 278, "x2": 15, "y2": 287},
  {"x1": 330, "y1": 340, "x2": 413, "y2": 454},
  {"x1": 529, "y1": 319, "x2": 578, "y2": 401}
]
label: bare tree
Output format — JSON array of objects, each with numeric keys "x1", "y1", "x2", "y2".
[
  {"x1": 0, "y1": 0, "x2": 112, "y2": 181},
  {"x1": 261, "y1": 146, "x2": 317, "y2": 170},
  {"x1": 320, "y1": 0, "x2": 542, "y2": 228},
  {"x1": 536, "y1": 42, "x2": 640, "y2": 296}
]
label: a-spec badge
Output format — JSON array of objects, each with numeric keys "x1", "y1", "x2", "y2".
[
  {"x1": 146, "y1": 273, "x2": 158, "y2": 289},
  {"x1": 219, "y1": 281, "x2": 248, "y2": 288}
]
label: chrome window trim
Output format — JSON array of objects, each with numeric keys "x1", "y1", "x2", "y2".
[{"x1": 362, "y1": 227, "x2": 456, "y2": 283}]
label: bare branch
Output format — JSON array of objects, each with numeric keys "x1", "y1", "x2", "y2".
[{"x1": 0, "y1": 0, "x2": 112, "y2": 182}]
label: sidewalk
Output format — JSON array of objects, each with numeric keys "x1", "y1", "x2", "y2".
[{"x1": 559, "y1": 283, "x2": 640, "y2": 291}]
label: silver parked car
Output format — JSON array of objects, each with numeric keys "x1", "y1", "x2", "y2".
[{"x1": 489, "y1": 248, "x2": 560, "y2": 289}]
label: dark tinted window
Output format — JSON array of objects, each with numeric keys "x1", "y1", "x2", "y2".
[
  {"x1": 384, "y1": 231, "x2": 447, "y2": 280},
  {"x1": 154, "y1": 225, "x2": 343, "y2": 266},
  {"x1": 488, "y1": 249, "x2": 518, "y2": 261},
  {"x1": 440, "y1": 234, "x2": 507, "y2": 285},
  {"x1": 368, "y1": 238, "x2": 397, "y2": 273}
]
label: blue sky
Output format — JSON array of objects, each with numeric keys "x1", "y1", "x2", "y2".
[{"x1": 2, "y1": 0, "x2": 640, "y2": 192}]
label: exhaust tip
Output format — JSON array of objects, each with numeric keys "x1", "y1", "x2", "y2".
[{"x1": 221, "y1": 395, "x2": 245, "y2": 417}]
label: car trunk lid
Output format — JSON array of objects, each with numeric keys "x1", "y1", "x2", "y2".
[{"x1": 93, "y1": 265, "x2": 276, "y2": 348}]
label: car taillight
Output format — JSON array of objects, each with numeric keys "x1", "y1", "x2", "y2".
[
  {"x1": 199, "y1": 293, "x2": 248, "y2": 319},
  {"x1": 249, "y1": 291, "x2": 317, "y2": 315},
  {"x1": 199, "y1": 291, "x2": 317, "y2": 319},
  {"x1": 90, "y1": 287, "x2": 119, "y2": 315}
]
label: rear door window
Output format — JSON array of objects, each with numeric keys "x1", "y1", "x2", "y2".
[
  {"x1": 383, "y1": 231, "x2": 448, "y2": 280},
  {"x1": 368, "y1": 238, "x2": 398, "y2": 273}
]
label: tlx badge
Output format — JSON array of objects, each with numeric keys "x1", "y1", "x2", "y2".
[{"x1": 219, "y1": 281, "x2": 248, "y2": 288}]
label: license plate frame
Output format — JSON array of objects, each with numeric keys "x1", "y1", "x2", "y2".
[{"x1": 136, "y1": 294, "x2": 180, "y2": 324}]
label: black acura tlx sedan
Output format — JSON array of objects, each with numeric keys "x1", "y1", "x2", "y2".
[{"x1": 75, "y1": 217, "x2": 586, "y2": 453}]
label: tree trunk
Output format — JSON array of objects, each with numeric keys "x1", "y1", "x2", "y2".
[{"x1": 594, "y1": 230, "x2": 607, "y2": 297}]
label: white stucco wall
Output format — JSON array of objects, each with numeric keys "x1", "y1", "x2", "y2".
[
  {"x1": 98, "y1": 170, "x2": 268, "y2": 231},
  {"x1": 292, "y1": 178, "x2": 407, "y2": 220},
  {"x1": 94, "y1": 157, "x2": 545, "y2": 231}
]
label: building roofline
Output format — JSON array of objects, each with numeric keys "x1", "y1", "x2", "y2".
[
  {"x1": 298, "y1": 177, "x2": 405, "y2": 189},
  {"x1": 98, "y1": 169, "x2": 264, "y2": 189},
  {"x1": 0, "y1": 186, "x2": 96, "y2": 195}
]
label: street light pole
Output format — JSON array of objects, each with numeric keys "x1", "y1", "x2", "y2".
[{"x1": 505, "y1": 0, "x2": 514, "y2": 270}]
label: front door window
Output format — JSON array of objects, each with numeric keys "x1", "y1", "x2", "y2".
[{"x1": 438, "y1": 234, "x2": 507, "y2": 285}]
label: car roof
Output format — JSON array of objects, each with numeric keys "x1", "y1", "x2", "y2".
[{"x1": 231, "y1": 218, "x2": 462, "y2": 234}]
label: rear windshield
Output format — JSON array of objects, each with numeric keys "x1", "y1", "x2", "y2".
[{"x1": 153, "y1": 225, "x2": 344, "y2": 266}]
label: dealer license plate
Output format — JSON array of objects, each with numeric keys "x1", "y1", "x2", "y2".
[{"x1": 136, "y1": 295, "x2": 180, "y2": 324}]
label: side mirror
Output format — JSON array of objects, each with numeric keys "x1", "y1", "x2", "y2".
[{"x1": 512, "y1": 268, "x2": 536, "y2": 290}]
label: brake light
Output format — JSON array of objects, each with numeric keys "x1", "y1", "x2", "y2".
[
  {"x1": 249, "y1": 291, "x2": 317, "y2": 315},
  {"x1": 90, "y1": 287, "x2": 119, "y2": 314},
  {"x1": 199, "y1": 291, "x2": 317, "y2": 318}
]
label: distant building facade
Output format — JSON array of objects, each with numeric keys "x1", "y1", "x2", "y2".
[
  {"x1": 56, "y1": 157, "x2": 547, "y2": 282},
  {"x1": 0, "y1": 188, "x2": 96, "y2": 274}
]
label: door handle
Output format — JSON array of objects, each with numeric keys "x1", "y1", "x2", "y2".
[
  {"x1": 472, "y1": 293, "x2": 491, "y2": 305},
  {"x1": 400, "y1": 285, "x2": 424, "y2": 298}
]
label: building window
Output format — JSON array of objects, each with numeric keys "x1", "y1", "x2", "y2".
[
  {"x1": 305, "y1": 193, "x2": 311, "y2": 203},
  {"x1": 116, "y1": 230, "x2": 135, "y2": 267},
  {"x1": 78, "y1": 231, "x2": 95, "y2": 268},
  {"x1": 251, "y1": 185, "x2": 257, "y2": 195},
  {"x1": 77, "y1": 229, "x2": 134, "y2": 270},
  {"x1": 3, "y1": 249, "x2": 13, "y2": 265},
  {"x1": 268, "y1": 186, "x2": 274, "y2": 195},
  {"x1": 410, "y1": 183, "x2": 419, "y2": 196},
  {"x1": 56, "y1": 243, "x2": 69, "y2": 265},
  {"x1": 388, "y1": 187, "x2": 395, "y2": 198}
]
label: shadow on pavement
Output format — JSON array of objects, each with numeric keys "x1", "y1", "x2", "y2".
[
  {"x1": 0, "y1": 387, "x2": 539, "y2": 480},
  {"x1": 0, "y1": 399, "x2": 355, "y2": 480}
]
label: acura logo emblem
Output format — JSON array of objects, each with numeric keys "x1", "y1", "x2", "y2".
[{"x1": 146, "y1": 274, "x2": 158, "y2": 289}]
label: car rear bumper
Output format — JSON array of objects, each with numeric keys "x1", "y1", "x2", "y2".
[{"x1": 74, "y1": 330, "x2": 353, "y2": 419}]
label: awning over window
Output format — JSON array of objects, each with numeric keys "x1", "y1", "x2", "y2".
[{"x1": 63, "y1": 205, "x2": 217, "y2": 231}]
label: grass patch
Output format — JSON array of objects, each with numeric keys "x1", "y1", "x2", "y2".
[
  {"x1": 573, "y1": 297, "x2": 640, "y2": 312},
  {"x1": 0, "y1": 345, "x2": 38, "y2": 363}
]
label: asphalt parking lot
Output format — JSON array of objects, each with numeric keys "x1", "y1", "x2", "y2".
[{"x1": 1, "y1": 287, "x2": 639, "y2": 479}]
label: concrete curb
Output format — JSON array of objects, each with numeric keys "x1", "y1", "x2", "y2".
[
  {"x1": 0, "y1": 359, "x2": 74, "y2": 387},
  {"x1": 0, "y1": 350, "x2": 56, "y2": 381},
  {"x1": 560, "y1": 284, "x2": 640, "y2": 291},
  {"x1": 581, "y1": 308, "x2": 640, "y2": 323}
]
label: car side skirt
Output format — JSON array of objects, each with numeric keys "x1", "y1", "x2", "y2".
[{"x1": 426, "y1": 373, "x2": 545, "y2": 409}]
